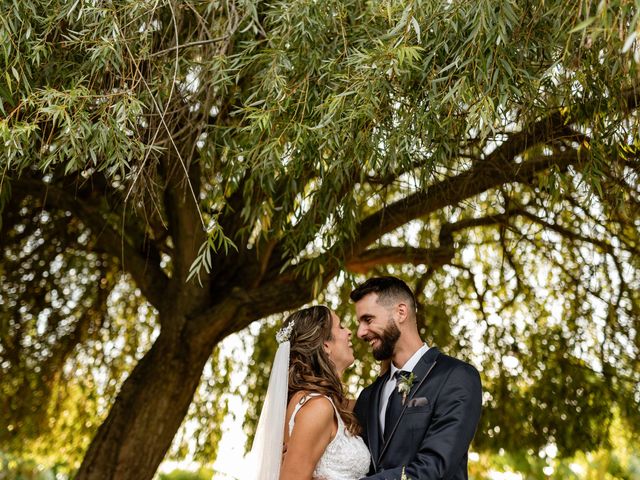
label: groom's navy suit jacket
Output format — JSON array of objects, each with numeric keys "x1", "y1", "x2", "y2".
[{"x1": 354, "y1": 347, "x2": 482, "y2": 480}]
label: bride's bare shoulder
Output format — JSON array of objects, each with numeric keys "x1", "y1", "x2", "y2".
[
  {"x1": 289, "y1": 395, "x2": 334, "y2": 434},
  {"x1": 285, "y1": 391, "x2": 331, "y2": 425},
  {"x1": 287, "y1": 391, "x2": 332, "y2": 411},
  {"x1": 288, "y1": 392, "x2": 336, "y2": 421},
  {"x1": 288, "y1": 390, "x2": 309, "y2": 407}
]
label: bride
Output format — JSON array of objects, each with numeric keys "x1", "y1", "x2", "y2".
[{"x1": 249, "y1": 305, "x2": 371, "y2": 480}]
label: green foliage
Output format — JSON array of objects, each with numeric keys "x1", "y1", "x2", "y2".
[
  {"x1": 0, "y1": 450, "x2": 69, "y2": 479},
  {"x1": 187, "y1": 222, "x2": 238, "y2": 285},
  {"x1": 470, "y1": 419, "x2": 640, "y2": 479},
  {"x1": 156, "y1": 467, "x2": 213, "y2": 480}
]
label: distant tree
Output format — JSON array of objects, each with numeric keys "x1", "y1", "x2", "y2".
[{"x1": 1, "y1": 0, "x2": 638, "y2": 479}]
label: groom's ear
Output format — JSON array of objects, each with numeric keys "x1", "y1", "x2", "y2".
[{"x1": 396, "y1": 303, "x2": 409, "y2": 324}]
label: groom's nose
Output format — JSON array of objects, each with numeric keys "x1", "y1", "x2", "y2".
[{"x1": 356, "y1": 322, "x2": 367, "y2": 339}]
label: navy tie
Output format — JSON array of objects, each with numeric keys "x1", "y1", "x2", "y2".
[{"x1": 384, "y1": 370, "x2": 410, "y2": 441}]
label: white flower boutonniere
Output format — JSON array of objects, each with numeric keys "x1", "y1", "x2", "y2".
[{"x1": 396, "y1": 372, "x2": 416, "y2": 405}]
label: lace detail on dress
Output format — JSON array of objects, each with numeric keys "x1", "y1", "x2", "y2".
[{"x1": 288, "y1": 393, "x2": 370, "y2": 480}]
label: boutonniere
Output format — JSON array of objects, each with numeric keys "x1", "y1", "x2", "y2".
[{"x1": 396, "y1": 372, "x2": 416, "y2": 405}]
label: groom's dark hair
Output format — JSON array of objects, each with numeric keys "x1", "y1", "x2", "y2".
[{"x1": 350, "y1": 276, "x2": 417, "y2": 316}]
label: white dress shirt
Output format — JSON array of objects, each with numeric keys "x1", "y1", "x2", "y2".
[{"x1": 379, "y1": 343, "x2": 430, "y2": 435}]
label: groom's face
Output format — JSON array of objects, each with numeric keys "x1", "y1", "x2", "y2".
[{"x1": 355, "y1": 293, "x2": 401, "y2": 361}]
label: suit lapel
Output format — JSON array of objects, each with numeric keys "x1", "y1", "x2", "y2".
[
  {"x1": 377, "y1": 347, "x2": 441, "y2": 465},
  {"x1": 367, "y1": 370, "x2": 389, "y2": 471}
]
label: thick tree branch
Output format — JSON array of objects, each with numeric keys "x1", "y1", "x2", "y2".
[
  {"x1": 350, "y1": 150, "x2": 583, "y2": 256},
  {"x1": 209, "y1": 170, "x2": 255, "y2": 290},
  {"x1": 439, "y1": 212, "x2": 523, "y2": 243},
  {"x1": 191, "y1": 273, "x2": 320, "y2": 342},
  {"x1": 344, "y1": 208, "x2": 556, "y2": 274},
  {"x1": 346, "y1": 85, "x2": 640, "y2": 257},
  {"x1": 160, "y1": 156, "x2": 209, "y2": 299},
  {"x1": 345, "y1": 246, "x2": 456, "y2": 274}
]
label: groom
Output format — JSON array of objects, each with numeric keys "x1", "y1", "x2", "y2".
[{"x1": 352, "y1": 276, "x2": 482, "y2": 480}]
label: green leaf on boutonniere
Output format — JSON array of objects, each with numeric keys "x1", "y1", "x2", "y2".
[{"x1": 397, "y1": 372, "x2": 416, "y2": 405}]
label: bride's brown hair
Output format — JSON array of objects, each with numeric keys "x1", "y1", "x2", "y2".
[{"x1": 283, "y1": 305, "x2": 361, "y2": 435}]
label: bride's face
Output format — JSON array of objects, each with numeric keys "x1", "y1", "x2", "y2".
[{"x1": 323, "y1": 311, "x2": 355, "y2": 374}]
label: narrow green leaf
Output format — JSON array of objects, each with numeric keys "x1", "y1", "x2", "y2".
[{"x1": 569, "y1": 17, "x2": 597, "y2": 34}]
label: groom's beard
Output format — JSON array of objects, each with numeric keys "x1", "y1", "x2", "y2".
[{"x1": 372, "y1": 319, "x2": 400, "y2": 361}]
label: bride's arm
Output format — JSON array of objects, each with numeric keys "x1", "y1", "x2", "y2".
[{"x1": 280, "y1": 397, "x2": 336, "y2": 480}]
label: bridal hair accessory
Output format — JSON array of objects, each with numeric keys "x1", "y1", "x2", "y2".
[
  {"x1": 248, "y1": 321, "x2": 292, "y2": 479},
  {"x1": 275, "y1": 320, "x2": 295, "y2": 344}
]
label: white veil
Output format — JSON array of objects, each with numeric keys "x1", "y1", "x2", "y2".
[{"x1": 247, "y1": 329, "x2": 292, "y2": 480}]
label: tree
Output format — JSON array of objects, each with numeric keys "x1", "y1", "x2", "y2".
[{"x1": 1, "y1": 0, "x2": 639, "y2": 478}]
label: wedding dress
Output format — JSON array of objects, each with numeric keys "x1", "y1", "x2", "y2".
[{"x1": 288, "y1": 393, "x2": 371, "y2": 480}]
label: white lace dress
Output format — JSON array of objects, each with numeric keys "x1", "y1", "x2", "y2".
[{"x1": 288, "y1": 393, "x2": 370, "y2": 480}]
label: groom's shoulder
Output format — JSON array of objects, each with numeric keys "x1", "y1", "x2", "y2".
[
  {"x1": 364, "y1": 373, "x2": 387, "y2": 390},
  {"x1": 434, "y1": 350, "x2": 480, "y2": 378},
  {"x1": 433, "y1": 351, "x2": 482, "y2": 392}
]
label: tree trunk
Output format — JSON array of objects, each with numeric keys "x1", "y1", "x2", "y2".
[{"x1": 75, "y1": 323, "x2": 216, "y2": 480}]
